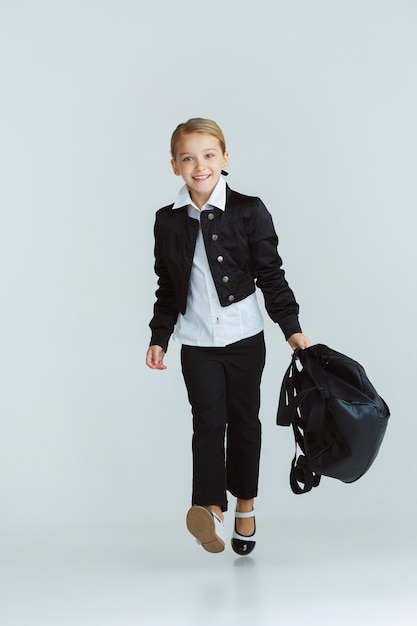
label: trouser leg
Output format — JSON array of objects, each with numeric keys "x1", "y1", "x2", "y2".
[
  {"x1": 224, "y1": 332, "x2": 266, "y2": 499},
  {"x1": 181, "y1": 345, "x2": 228, "y2": 511}
]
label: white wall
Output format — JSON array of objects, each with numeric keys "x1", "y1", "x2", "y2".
[{"x1": 1, "y1": 0, "x2": 416, "y2": 530}]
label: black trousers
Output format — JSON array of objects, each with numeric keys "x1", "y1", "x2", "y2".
[{"x1": 180, "y1": 331, "x2": 266, "y2": 512}]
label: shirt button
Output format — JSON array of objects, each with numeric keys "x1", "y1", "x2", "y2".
[
  {"x1": 207, "y1": 213, "x2": 215, "y2": 220},
  {"x1": 222, "y1": 276, "x2": 229, "y2": 282},
  {"x1": 217, "y1": 256, "x2": 224, "y2": 262},
  {"x1": 228, "y1": 295, "x2": 235, "y2": 302},
  {"x1": 211, "y1": 234, "x2": 218, "y2": 241}
]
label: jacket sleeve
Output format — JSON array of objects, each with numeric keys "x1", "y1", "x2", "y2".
[
  {"x1": 248, "y1": 199, "x2": 302, "y2": 339},
  {"x1": 148, "y1": 219, "x2": 179, "y2": 352}
]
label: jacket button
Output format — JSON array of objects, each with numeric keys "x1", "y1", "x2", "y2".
[
  {"x1": 217, "y1": 256, "x2": 224, "y2": 262},
  {"x1": 211, "y1": 234, "x2": 218, "y2": 241},
  {"x1": 222, "y1": 276, "x2": 229, "y2": 282},
  {"x1": 228, "y1": 295, "x2": 235, "y2": 302},
  {"x1": 207, "y1": 213, "x2": 215, "y2": 220}
]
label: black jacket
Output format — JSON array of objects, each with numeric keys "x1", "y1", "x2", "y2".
[{"x1": 149, "y1": 185, "x2": 302, "y2": 351}]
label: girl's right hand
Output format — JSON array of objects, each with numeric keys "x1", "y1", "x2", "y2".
[{"x1": 146, "y1": 345, "x2": 167, "y2": 370}]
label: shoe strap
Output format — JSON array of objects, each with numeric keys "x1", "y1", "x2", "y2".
[
  {"x1": 235, "y1": 509, "x2": 255, "y2": 519},
  {"x1": 212, "y1": 511, "x2": 223, "y2": 524},
  {"x1": 203, "y1": 507, "x2": 223, "y2": 524}
]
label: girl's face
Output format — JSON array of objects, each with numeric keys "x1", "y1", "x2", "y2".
[{"x1": 171, "y1": 132, "x2": 229, "y2": 209}]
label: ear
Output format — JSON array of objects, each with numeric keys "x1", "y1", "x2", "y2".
[
  {"x1": 223, "y1": 151, "x2": 229, "y2": 169},
  {"x1": 171, "y1": 159, "x2": 181, "y2": 176}
]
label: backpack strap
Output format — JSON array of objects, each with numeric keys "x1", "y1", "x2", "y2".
[
  {"x1": 290, "y1": 455, "x2": 321, "y2": 494},
  {"x1": 277, "y1": 349, "x2": 324, "y2": 494},
  {"x1": 277, "y1": 384, "x2": 321, "y2": 425},
  {"x1": 277, "y1": 350, "x2": 325, "y2": 427}
]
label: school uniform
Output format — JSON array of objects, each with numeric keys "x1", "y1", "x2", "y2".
[{"x1": 149, "y1": 177, "x2": 302, "y2": 511}]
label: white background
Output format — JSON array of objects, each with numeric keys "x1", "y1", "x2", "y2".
[{"x1": 1, "y1": 0, "x2": 416, "y2": 537}]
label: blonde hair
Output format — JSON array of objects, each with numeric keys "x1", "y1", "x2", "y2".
[{"x1": 170, "y1": 118, "x2": 226, "y2": 159}]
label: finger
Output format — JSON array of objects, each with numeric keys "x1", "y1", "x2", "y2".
[{"x1": 146, "y1": 351, "x2": 159, "y2": 369}]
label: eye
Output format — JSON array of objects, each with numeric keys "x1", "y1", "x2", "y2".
[
  {"x1": 183, "y1": 156, "x2": 193, "y2": 161},
  {"x1": 205, "y1": 153, "x2": 215, "y2": 159}
]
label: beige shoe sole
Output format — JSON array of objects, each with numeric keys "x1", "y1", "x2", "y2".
[{"x1": 186, "y1": 506, "x2": 225, "y2": 553}]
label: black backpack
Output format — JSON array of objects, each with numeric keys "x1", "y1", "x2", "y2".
[{"x1": 277, "y1": 344, "x2": 390, "y2": 494}]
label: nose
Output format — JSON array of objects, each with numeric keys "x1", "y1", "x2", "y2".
[{"x1": 195, "y1": 156, "x2": 205, "y2": 170}]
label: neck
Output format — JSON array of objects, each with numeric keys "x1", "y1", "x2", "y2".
[{"x1": 189, "y1": 190, "x2": 209, "y2": 210}]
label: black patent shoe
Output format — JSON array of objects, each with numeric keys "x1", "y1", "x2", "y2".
[{"x1": 231, "y1": 508, "x2": 256, "y2": 556}]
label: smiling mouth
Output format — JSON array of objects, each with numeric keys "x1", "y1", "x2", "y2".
[{"x1": 193, "y1": 174, "x2": 211, "y2": 182}]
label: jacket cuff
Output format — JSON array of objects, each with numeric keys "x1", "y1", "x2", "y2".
[
  {"x1": 149, "y1": 333, "x2": 170, "y2": 353},
  {"x1": 278, "y1": 315, "x2": 302, "y2": 341}
]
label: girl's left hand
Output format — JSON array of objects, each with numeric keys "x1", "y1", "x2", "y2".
[{"x1": 287, "y1": 333, "x2": 311, "y2": 350}]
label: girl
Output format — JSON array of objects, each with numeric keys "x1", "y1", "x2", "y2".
[{"x1": 146, "y1": 118, "x2": 309, "y2": 555}]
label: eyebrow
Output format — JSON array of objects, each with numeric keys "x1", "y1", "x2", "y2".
[{"x1": 178, "y1": 147, "x2": 219, "y2": 157}]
